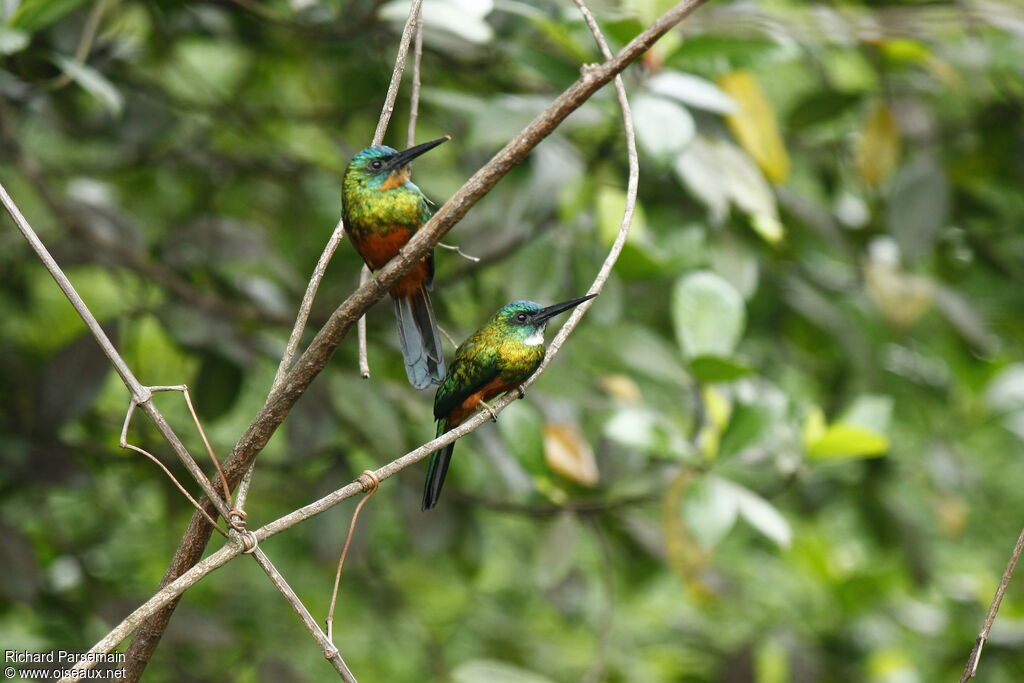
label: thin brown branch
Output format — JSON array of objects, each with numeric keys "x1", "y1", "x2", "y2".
[
  {"x1": 437, "y1": 241, "x2": 480, "y2": 262},
  {"x1": 249, "y1": 548, "x2": 358, "y2": 682},
  {"x1": 114, "y1": 0, "x2": 697, "y2": 675},
  {"x1": 372, "y1": 0, "x2": 423, "y2": 146},
  {"x1": 406, "y1": 12, "x2": 424, "y2": 149},
  {"x1": 326, "y1": 472, "x2": 381, "y2": 644},
  {"x1": 960, "y1": 525, "x2": 1024, "y2": 682},
  {"x1": 357, "y1": 266, "x2": 372, "y2": 379},
  {"x1": 271, "y1": 219, "x2": 348, "y2": 394},
  {"x1": 356, "y1": 0, "x2": 424, "y2": 379}
]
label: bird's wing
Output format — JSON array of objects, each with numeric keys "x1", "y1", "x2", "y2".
[{"x1": 433, "y1": 337, "x2": 499, "y2": 421}]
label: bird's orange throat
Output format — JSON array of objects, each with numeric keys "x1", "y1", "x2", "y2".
[{"x1": 379, "y1": 167, "x2": 411, "y2": 191}]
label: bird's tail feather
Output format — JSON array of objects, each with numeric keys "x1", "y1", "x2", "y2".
[
  {"x1": 393, "y1": 286, "x2": 446, "y2": 390},
  {"x1": 422, "y1": 421, "x2": 454, "y2": 511}
]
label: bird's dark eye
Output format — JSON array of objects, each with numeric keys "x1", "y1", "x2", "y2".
[
  {"x1": 516, "y1": 313, "x2": 528, "y2": 323},
  {"x1": 370, "y1": 160, "x2": 384, "y2": 170}
]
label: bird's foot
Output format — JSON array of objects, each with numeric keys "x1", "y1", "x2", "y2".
[
  {"x1": 479, "y1": 400, "x2": 499, "y2": 423},
  {"x1": 515, "y1": 386, "x2": 527, "y2": 400}
]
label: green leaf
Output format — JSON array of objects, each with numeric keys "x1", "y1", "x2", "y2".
[
  {"x1": 672, "y1": 270, "x2": 746, "y2": 360},
  {"x1": 719, "y1": 391, "x2": 786, "y2": 458},
  {"x1": 674, "y1": 135, "x2": 730, "y2": 224},
  {"x1": 786, "y1": 91, "x2": 861, "y2": 129},
  {"x1": 0, "y1": 27, "x2": 29, "y2": 54},
  {"x1": 52, "y1": 55, "x2": 123, "y2": 115},
  {"x1": 647, "y1": 70, "x2": 737, "y2": 114},
  {"x1": 596, "y1": 184, "x2": 647, "y2": 247},
  {"x1": 452, "y1": 660, "x2": 556, "y2": 683},
  {"x1": 603, "y1": 407, "x2": 691, "y2": 460},
  {"x1": 534, "y1": 512, "x2": 579, "y2": 588},
  {"x1": 194, "y1": 351, "x2": 243, "y2": 422},
  {"x1": 8, "y1": 0, "x2": 88, "y2": 32},
  {"x1": 807, "y1": 424, "x2": 889, "y2": 460},
  {"x1": 688, "y1": 355, "x2": 754, "y2": 383},
  {"x1": 840, "y1": 394, "x2": 893, "y2": 434},
  {"x1": 684, "y1": 475, "x2": 738, "y2": 548},
  {"x1": 383, "y1": 0, "x2": 494, "y2": 46},
  {"x1": 720, "y1": 478, "x2": 792, "y2": 548},
  {"x1": 633, "y1": 94, "x2": 695, "y2": 163},
  {"x1": 497, "y1": 401, "x2": 545, "y2": 475},
  {"x1": 163, "y1": 39, "x2": 250, "y2": 103},
  {"x1": 885, "y1": 159, "x2": 949, "y2": 262}
]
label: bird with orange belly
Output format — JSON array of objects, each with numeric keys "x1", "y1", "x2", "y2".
[
  {"x1": 342, "y1": 136, "x2": 450, "y2": 389},
  {"x1": 423, "y1": 295, "x2": 596, "y2": 510}
]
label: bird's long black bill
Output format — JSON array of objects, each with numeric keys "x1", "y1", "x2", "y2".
[
  {"x1": 534, "y1": 294, "x2": 597, "y2": 324},
  {"x1": 387, "y1": 136, "x2": 450, "y2": 170}
]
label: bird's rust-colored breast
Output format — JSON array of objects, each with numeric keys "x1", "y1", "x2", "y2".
[
  {"x1": 350, "y1": 225, "x2": 431, "y2": 297},
  {"x1": 448, "y1": 375, "x2": 515, "y2": 427}
]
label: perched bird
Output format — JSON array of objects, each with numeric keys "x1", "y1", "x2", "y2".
[
  {"x1": 423, "y1": 294, "x2": 596, "y2": 510},
  {"x1": 342, "y1": 136, "x2": 450, "y2": 389}
]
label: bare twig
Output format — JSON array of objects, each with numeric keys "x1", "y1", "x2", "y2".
[
  {"x1": 249, "y1": 548, "x2": 358, "y2": 682},
  {"x1": 326, "y1": 472, "x2": 381, "y2": 644},
  {"x1": 960, "y1": 525, "x2": 1024, "y2": 682},
  {"x1": 373, "y1": 0, "x2": 423, "y2": 146},
  {"x1": 115, "y1": 0, "x2": 699, "y2": 674},
  {"x1": 357, "y1": 266, "x2": 372, "y2": 379},
  {"x1": 119, "y1": 438, "x2": 227, "y2": 536},
  {"x1": 357, "y1": 0, "x2": 425, "y2": 378},
  {"x1": 271, "y1": 220, "x2": 348, "y2": 394},
  {"x1": 406, "y1": 10, "x2": 424, "y2": 150},
  {"x1": 176, "y1": 385, "x2": 232, "y2": 504},
  {"x1": 437, "y1": 241, "x2": 480, "y2": 262},
  {"x1": 438, "y1": 324, "x2": 458, "y2": 349}
]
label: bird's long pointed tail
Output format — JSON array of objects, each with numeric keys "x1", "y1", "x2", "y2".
[
  {"x1": 393, "y1": 285, "x2": 445, "y2": 390},
  {"x1": 422, "y1": 421, "x2": 454, "y2": 511}
]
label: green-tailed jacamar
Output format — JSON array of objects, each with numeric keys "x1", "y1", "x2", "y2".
[
  {"x1": 342, "y1": 136, "x2": 450, "y2": 390},
  {"x1": 422, "y1": 294, "x2": 596, "y2": 510}
]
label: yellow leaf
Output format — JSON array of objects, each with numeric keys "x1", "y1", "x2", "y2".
[
  {"x1": 698, "y1": 386, "x2": 731, "y2": 461},
  {"x1": 855, "y1": 103, "x2": 901, "y2": 187},
  {"x1": 544, "y1": 422, "x2": 598, "y2": 487},
  {"x1": 865, "y1": 262, "x2": 933, "y2": 331},
  {"x1": 598, "y1": 374, "x2": 643, "y2": 404},
  {"x1": 718, "y1": 71, "x2": 790, "y2": 183},
  {"x1": 801, "y1": 407, "x2": 826, "y2": 447}
]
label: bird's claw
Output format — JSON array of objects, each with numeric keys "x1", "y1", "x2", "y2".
[
  {"x1": 480, "y1": 400, "x2": 499, "y2": 423},
  {"x1": 515, "y1": 386, "x2": 526, "y2": 400}
]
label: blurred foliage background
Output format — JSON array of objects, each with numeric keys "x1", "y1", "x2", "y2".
[{"x1": 2, "y1": 0, "x2": 1024, "y2": 681}]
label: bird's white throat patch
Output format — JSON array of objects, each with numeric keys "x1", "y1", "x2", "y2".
[{"x1": 523, "y1": 326, "x2": 546, "y2": 346}]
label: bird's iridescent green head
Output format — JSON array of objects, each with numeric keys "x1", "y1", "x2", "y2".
[
  {"x1": 343, "y1": 136, "x2": 449, "y2": 193},
  {"x1": 491, "y1": 295, "x2": 596, "y2": 345}
]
